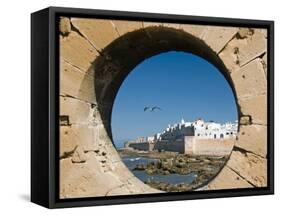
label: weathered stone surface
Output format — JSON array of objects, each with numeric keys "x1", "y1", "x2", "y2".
[
  {"x1": 71, "y1": 18, "x2": 119, "y2": 50},
  {"x1": 60, "y1": 17, "x2": 71, "y2": 36},
  {"x1": 201, "y1": 26, "x2": 238, "y2": 53},
  {"x1": 60, "y1": 126, "x2": 78, "y2": 158},
  {"x1": 59, "y1": 18, "x2": 268, "y2": 197},
  {"x1": 60, "y1": 95, "x2": 91, "y2": 124},
  {"x1": 231, "y1": 59, "x2": 267, "y2": 99},
  {"x1": 206, "y1": 166, "x2": 253, "y2": 190},
  {"x1": 112, "y1": 20, "x2": 143, "y2": 36},
  {"x1": 237, "y1": 29, "x2": 267, "y2": 66},
  {"x1": 143, "y1": 22, "x2": 163, "y2": 28},
  {"x1": 60, "y1": 156, "x2": 122, "y2": 198},
  {"x1": 262, "y1": 53, "x2": 268, "y2": 75},
  {"x1": 238, "y1": 94, "x2": 267, "y2": 125},
  {"x1": 60, "y1": 31, "x2": 98, "y2": 72},
  {"x1": 71, "y1": 146, "x2": 87, "y2": 163},
  {"x1": 236, "y1": 125, "x2": 267, "y2": 157},
  {"x1": 218, "y1": 38, "x2": 241, "y2": 73},
  {"x1": 60, "y1": 149, "x2": 159, "y2": 198},
  {"x1": 227, "y1": 150, "x2": 267, "y2": 187},
  {"x1": 237, "y1": 28, "x2": 254, "y2": 39},
  {"x1": 179, "y1": 24, "x2": 206, "y2": 38},
  {"x1": 219, "y1": 29, "x2": 267, "y2": 73},
  {"x1": 60, "y1": 60, "x2": 96, "y2": 103},
  {"x1": 240, "y1": 115, "x2": 251, "y2": 125},
  {"x1": 162, "y1": 23, "x2": 180, "y2": 29},
  {"x1": 260, "y1": 29, "x2": 268, "y2": 38},
  {"x1": 60, "y1": 124, "x2": 97, "y2": 158}
]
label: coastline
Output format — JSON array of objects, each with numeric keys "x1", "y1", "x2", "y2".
[{"x1": 118, "y1": 148, "x2": 229, "y2": 192}]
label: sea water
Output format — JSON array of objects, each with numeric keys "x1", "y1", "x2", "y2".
[{"x1": 122, "y1": 156, "x2": 196, "y2": 184}]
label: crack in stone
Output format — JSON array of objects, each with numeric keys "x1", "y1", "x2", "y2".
[
  {"x1": 62, "y1": 58, "x2": 86, "y2": 74},
  {"x1": 238, "y1": 91, "x2": 267, "y2": 101},
  {"x1": 239, "y1": 51, "x2": 267, "y2": 68},
  {"x1": 217, "y1": 32, "x2": 239, "y2": 55},
  {"x1": 252, "y1": 122, "x2": 267, "y2": 126},
  {"x1": 60, "y1": 94, "x2": 96, "y2": 107},
  {"x1": 104, "y1": 183, "x2": 126, "y2": 196},
  {"x1": 70, "y1": 19, "x2": 102, "y2": 55},
  {"x1": 226, "y1": 165, "x2": 256, "y2": 187},
  {"x1": 233, "y1": 146, "x2": 266, "y2": 159},
  {"x1": 110, "y1": 21, "x2": 121, "y2": 37},
  {"x1": 60, "y1": 145, "x2": 78, "y2": 160}
]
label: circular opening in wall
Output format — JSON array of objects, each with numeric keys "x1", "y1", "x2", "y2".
[{"x1": 111, "y1": 51, "x2": 238, "y2": 192}]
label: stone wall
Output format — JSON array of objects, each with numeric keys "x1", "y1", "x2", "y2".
[
  {"x1": 59, "y1": 17, "x2": 268, "y2": 197},
  {"x1": 127, "y1": 142, "x2": 151, "y2": 151},
  {"x1": 185, "y1": 137, "x2": 235, "y2": 156},
  {"x1": 153, "y1": 139, "x2": 185, "y2": 153}
]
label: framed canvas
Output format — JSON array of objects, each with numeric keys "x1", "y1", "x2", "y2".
[{"x1": 31, "y1": 6, "x2": 274, "y2": 208}]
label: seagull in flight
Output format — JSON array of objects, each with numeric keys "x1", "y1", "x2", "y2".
[
  {"x1": 143, "y1": 106, "x2": 162, "y2": 112},
  {"x1": 152, "y1": 106, "x2": 162, "y2": 111},
  {"x1": 144, "y1": 106, "x2": 150, "y2": 112}
]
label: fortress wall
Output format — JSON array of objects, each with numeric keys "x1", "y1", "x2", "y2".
[
  {"x1": 153, "y1": 140, "x2": 185, "y2": 153},
  {"x1": 128, "y1": 142, "x2": 150, "y2": 151},
  {"x1": 184, "y1": 136, "x2": 235, "y2": 156}
]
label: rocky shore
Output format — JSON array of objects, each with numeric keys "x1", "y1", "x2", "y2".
[
  {"x1": 120, "y1": 149, "x2": 229, "y2": 192},
  {"x1": 118, "y1": 148, "x2": 179, "y2": 159}
]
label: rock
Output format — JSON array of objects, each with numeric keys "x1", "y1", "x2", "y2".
[
  {"x1": 135, "y1": 154, "x2": 228, "y2": 191},
  {"x1": 60, "y1": 17, "x2": 71, "y2": 36},
  {"x1": 146, "y1": 168, "x2": 155, "y2": 175},
  {"x1": 133, "y1": 164, "x2": 146, "y2": 171},
  {"x1": 163, "y1": 170, "x2": 170, "y2": 175}
]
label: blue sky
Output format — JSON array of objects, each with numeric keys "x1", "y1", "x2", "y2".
[{"x1": 111, "y1": 51, "x2": 238, "y2": 148}]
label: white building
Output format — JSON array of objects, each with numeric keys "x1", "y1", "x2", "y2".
[
  {"x1": 157, "y1": 118, "x2": 237, "y2": 141},
  {"x1": 125, "y1": 118, "x2": 238, "y2": 149}
]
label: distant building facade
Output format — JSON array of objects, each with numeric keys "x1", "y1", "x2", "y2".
[{"x1": 125, "y1": 118, "x2": 238, "y2": 155}]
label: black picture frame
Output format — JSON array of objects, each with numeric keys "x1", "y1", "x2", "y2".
[{"x1": 31, "y1": 6, "x2": 274, "y2": 208}]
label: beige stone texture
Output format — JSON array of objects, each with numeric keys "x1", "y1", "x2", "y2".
[
  {"x1": 60, "y1": 126, "x2": 78, "y2": 158},
  {"x1": 60, "y1": 60, "x2": 96, "y2": 103},
  {"x1": 238, "y1": 94, "x2": 267, "y2": 125},
  {"x1": 218, "y1": 39, "x2": 241, "y2": 73},
  {"x1": 60, "y1": 31, "x2": 98, "y2": 72},
  {"x1": 205, "y1": 166, "x2": 253, "y2": 190},
  {"x1": 262, "y1": 53, "x2": 268, "y2": 75},
  {"x1": 236, "y1": 125, "x2": 267, "y2": 157},
  {"x1": 237, "y1": 28, "x2": 254, "y2": 39},
  {"x1": 227, "y1": 150, "x2": 267, "y2": 187},
  {"x1": 162, "y1": 23, "x2": 180, "y2": 29},
  {"x1": 59, "y1": 17, "x2": 268, "y2": 196},
  {"x1": 219, "y1": 28, "x2": 266, "y2": 73},
  {"x1": 60, "y1": 124, "x2": 96, "y2": 158},
  {"x1": 231, "y1": 59, "x2": 267, "y2": 100},
  {"x1": 60, "y1": 95, "x2": 91, "y2": 125},
  {"x1": 71, "y1": 146, "x2": 87, "y2": 163},
  {"x1": 234, "y1": 28, "x2": 266, "y2": 66},
  {"x1": 71, "y1": 18, "x2": 119, "y2": 50},
  {"x1": 201, "y1": 26, "x2": 239, "y2": 53},
  {"x1": 112, "y1": 20, "x2": 143, "y2": 35},
  {"x1": 179, "y1": 24, "x2": 206, "y2": 38},
  {"x1": 143, "y1": 22, "x2": 163, "y2": 28},
  {"x1": 60, "y1": 17, "x2": 71, "y2": 36},
  {"x1": 240, "y1": 116, "x2": 251, "y2": 125}
]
